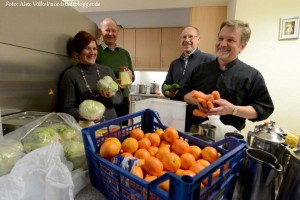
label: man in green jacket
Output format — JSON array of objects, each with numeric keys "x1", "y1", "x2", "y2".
[{"x1": 97, "y1": 17, "x2": 135, "y2": 125}]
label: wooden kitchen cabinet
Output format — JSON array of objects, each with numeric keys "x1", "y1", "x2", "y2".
[
  {"x1": 135, "y1": 28, "x2": 162, "y2": 70},
  {"x1": 123, "y1": 29, "x2": 136, "y2": 67},
  {"x1": 117, "y1": 29, "x2": 124, "y2": 48},
  {"x1": 189, "y1": 7, "x2": 227, "y2": 55},
  {"x1": 117, "y1": 29, "x2": 136, "y2": 67},
  {"x1": 119, "y1": 27, "x2": 183, "y2": 71},
  {"x1": 161, "y1": 27, "x2": 182, "y2": 70}
]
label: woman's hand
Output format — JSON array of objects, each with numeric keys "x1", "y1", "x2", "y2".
[
  {"x1": 127, "y1": 70, "x2": 133, "y2": 80},
  {"x1": 100, "y1": 89, "x2": 114, "y2": 98}
]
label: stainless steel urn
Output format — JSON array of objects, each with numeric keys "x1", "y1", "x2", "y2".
[{"x1": 276, "y1": 139, "x2": 300, "y2": 200}]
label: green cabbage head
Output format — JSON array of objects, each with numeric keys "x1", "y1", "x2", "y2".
[
  {"x1": 79, "y1": 100, "x2": 105, "y2": 121},
  {"x1": 22, "y1": 127, "x2": 63, "y2": 153},
  {"x1": 49, "y1": 123, "x2": 80, "y2": 141},
  {"x1": 0, "y1": 140, "x2": 25, "y2": 176},
  {"x1": 63, "y1": 141, "x2": 87, "y2": 170},
  {"x1": 97, "y1": 76, "x2": 118, "y2": 95}
]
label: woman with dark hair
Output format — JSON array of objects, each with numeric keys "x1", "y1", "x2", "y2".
[{"x1": 59, "y1": 31, "x2": 123, "y2": 122}]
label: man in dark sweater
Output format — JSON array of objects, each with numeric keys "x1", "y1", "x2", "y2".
[
  {"x1": 97, "y1": 18, "x2": 135, "y2": 125},
  {"x1": 162, "y1": 26, "x2": 215, "y2": 132}
]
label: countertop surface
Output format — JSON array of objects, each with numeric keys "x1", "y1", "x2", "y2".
[{"x1": 129, "y1": 92, "x2": 166, "y2": 98}]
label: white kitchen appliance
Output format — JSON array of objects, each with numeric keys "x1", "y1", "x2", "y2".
[{"x1": 132, "y1": 98, "x2": 186, "y2": 132}]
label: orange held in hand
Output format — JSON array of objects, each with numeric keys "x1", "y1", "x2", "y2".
[{"x1": 191, "y1": 90, "x2": 221, "y2": 118}]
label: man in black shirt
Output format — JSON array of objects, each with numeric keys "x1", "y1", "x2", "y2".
[{"x1": 175, "y1": 20, "x2": 274, "y2": 131}]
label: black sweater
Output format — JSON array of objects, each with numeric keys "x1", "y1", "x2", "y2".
[{"x1": 59, "y1": 63, "x2": 123, "y2": 121}]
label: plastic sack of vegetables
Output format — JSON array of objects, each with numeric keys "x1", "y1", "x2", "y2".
[
  {"x1": 49, "y1": 123, "x2": 81, "y2": 142},
  {"x1": 97, "y1": 75, "x2": 119, "y2": 96},
  {"x1": 0, "y1": 139, "x2": 25, "y2": 176},
  {"x1": 21, "y1": 127, "x2": 63, "y2": 153},
  {"x1": 201, "y1": 115, "x2": 240, "y2": 142},
  {"x1": 79, "y1": 99, "x2": 105, "y2": 121},
  {"x1": 6, "y1": 112, "x2": 82, "y2": 142},
  {"x1": 63, "y1": 140, "x2": 87, "y2": 170}
]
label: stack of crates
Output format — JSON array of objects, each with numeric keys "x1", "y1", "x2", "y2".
[{"x1": 81, "y1": 109, "x2": 246, "y2": 200}]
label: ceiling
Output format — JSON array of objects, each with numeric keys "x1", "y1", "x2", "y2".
[{"x1": 66, "y1": 0, "x2": 230, "y2": 13}]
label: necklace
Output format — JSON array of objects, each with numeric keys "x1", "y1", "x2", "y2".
[{"x1": 80, "y1": 66, "x2": 100, "y2": 98}]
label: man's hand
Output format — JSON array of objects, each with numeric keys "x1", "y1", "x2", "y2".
[{"x1": 207, "y1": 99, "x2": 234, "y2": 116}]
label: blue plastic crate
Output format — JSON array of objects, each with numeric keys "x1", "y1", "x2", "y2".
[{"x1": 81, "y1": 109, "x2": 247, "y2": 200}]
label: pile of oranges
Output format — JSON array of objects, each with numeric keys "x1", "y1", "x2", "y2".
[{"x1": 99, "y1": 127, "x2": 227, "y2": 192}]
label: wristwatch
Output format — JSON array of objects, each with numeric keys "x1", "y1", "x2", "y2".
[{"x1": 232, "y1": 106, "x2": 238, "y2": 115}]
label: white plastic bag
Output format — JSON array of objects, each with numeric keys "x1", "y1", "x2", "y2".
[
  {"x1": 202, "y1": 115, "x2": 240, "y2": 142},
  {"x1": 0, "y1": 142, "x2": 74, "y2": 200},
  {"x1": 5, "y1": 112, "x2": 82, "y2": 142},
  {"x1": 0, "y1": 139, "x2": 25, "y2": 176}
]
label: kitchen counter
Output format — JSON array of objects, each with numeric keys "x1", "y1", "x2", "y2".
[
  {"x1": 129, "y1": 92, "x2": 166, "y2": 98},
  {"x1": 129, "y1": 93, "x2": 167, "y2": 114}
]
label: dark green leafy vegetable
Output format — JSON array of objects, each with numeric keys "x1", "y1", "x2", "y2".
[{"x1": 163, "y1": 83, "x2": 181, "y2": 93}]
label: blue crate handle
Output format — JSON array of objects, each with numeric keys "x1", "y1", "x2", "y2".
[{"x1": 82, "y1": 109, "x2": 164, "y2": 151}]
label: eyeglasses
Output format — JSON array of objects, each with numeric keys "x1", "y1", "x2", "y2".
[{"x1": 180, "y1": 35, "x2": 199, "y2": 40}]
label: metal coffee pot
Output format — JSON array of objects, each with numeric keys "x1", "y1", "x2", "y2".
[
  {"x1": 247, "y1": 121, "x2": 287, "y2": 161},
  {"x1": 276, "y1": 138, "x2": 300, "y2": 200},
  {"x1": 238, "y1": 148, "x2": 282, "y2": 200},
  {"x1": 198, "y1": 124, "x2": 216, "y2": 142}
]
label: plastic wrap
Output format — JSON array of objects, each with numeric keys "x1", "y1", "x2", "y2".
[
  {"x1": 0, "y1": 139, "x2": 25, "y2": 176},
  {"x1": 202, "y1": 115, "x2": 240, "y2": 142},
  {"x1": 0, "y1": 142, "x2": 74, "y2": 200}
]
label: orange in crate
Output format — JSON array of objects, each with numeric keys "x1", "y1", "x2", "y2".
[
  {"x1": 172, "y1": 139, "x2": 190, "y2": 155},
  {"x1": 134, "y1": 149, "x2": 150, "y2": 160},
  {"x1": 162, "y1": 152, "x2": 181, "y2": 172},
  {"x1": 130, "y1": 128, "x2": 144, "y2": 141},
  {"x1": 189, "y1": 145, "x2": 202, "y2": 160},
  {"x1": 202, "y1": 146, "x2": 220, "y2": 163},
  {"x1": 99, "y1": 140, "x2": 121, "y2": 159},
  {"x1": 148, "y1": 133, "x2": 161, "y2": 147},
  {"x1": 163, "y1": 127, "x2": 178, "y2": 143},
  {"x1": 143, "y1": 156, "x2": 163, "y2": 177},
  {"x1": 122, "y1": 138, "x2": 138, "y2": 154}
]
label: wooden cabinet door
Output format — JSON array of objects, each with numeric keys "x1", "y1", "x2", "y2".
[
  {"x1": 123, "y1": 29, "x2": 136, "y2": 68},
  {"x1": 190, "y1": 7, "x2": 227, "y2": 55},
  {"x1": 135, "y1": 28, "x2": 161, "y2": 70},
  {"x1": 161, "y1": 27, "x2": 183, "y2": 70},
  {"x1": 117, "y1": 29, "x2": 124, "y2": 48}
]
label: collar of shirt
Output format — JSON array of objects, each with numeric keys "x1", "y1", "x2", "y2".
[
  {"x1": 181, "y1": 48, "x2": 198, "y2": 61},
  {"x1": 100, "y1": 42, "x2": 119, "y2": 51},
  {"x1": 218, "y1": 58, "x2": 239, "y2": 72}
]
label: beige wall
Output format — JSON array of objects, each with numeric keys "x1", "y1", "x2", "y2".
[{"x1": 229, "y1": 0, "x2": 300, "y2": 135}]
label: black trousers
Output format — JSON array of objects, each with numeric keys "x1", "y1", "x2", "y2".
[
  {"x1": 115, "y1": 97, "x2": 130, "y2": 125},
  {"x1": 185, "y1": 104, "x2": 195, "y2": 132}
]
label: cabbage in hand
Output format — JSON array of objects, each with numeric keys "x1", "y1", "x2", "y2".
[
  {"x1": 97, "y1": 76, "x2": 118, "y2": 96},
  {"x1": 79, "y1": 99, "x2": 105, "y2": 121}
]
